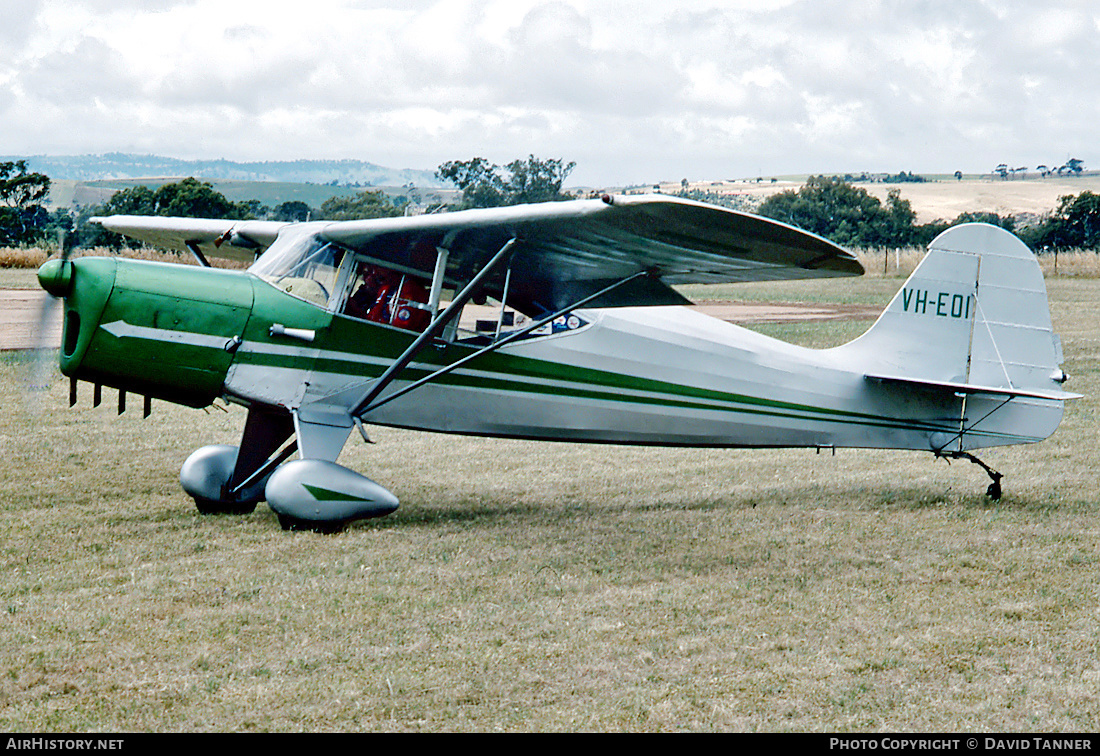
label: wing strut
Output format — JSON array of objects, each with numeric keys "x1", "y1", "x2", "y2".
[
  {"x1": 427, "y1": 245, "x2": 449, "y2": 313},
  {"x1": 348, "y1": 237, "x2": 519, "y2": 418},
  {"x1": 355, "y1": 270, "x2": 652, "y2": 417},
  {"x1": 186, "y1": 241, "x2": 211, "y2": 268}
]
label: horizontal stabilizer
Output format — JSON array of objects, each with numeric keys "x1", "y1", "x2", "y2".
[{"x1": 866, "y1": 373, "x2": 1081, "y2": 401}]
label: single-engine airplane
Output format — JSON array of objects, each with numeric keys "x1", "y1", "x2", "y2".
[{"x1": 35, "y1": 194, "x2": 1078, "y2": 531}]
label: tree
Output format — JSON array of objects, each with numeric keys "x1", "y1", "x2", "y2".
[
  {"x1": 318, "y1": 189, "x2": 404, "y2": 220},
  {"x1": 75, "y1": 178, "x2": 259, "y2": 249},
  {"x1": 753, "y1": 176, "x2": 1008, "y2": 248},
  {"x1": 436, "y1": 155, "x2": 576, "y2": 209},
  {"x1": 757, "y1": 176, "x2": 908, "y2": 247},
  {"x1": 100, "y1": 185, "x2": 158, "y2": 215},
  {"x1": 274, "y1": 200, "x2": 313, "y2": 222},
  {"x1": 951, "y1": 211, "x2": 1015, "y2": 232},
  {"x1": 0, "y1": 160, "x2": 52, "y2": 246},
  {"x1": 0, "y1": 160, "x2": 50, "y2": 209},
  {"x1": 154, "y1": 177, "x2": 248, "y2": 219},
  {"x1": 882, "y1": 170, "x2": 926, "y2": 183},
  {"x1": 236, "y1": 199, "x2": 270, "y2": 219},
  {"x1": 436, "y1": 157, "x2": 506, "y2": 208},
  {"x1": 503, "y1": 155, "x2": 576, "y2": 205},
  {"x1": 1024, "y1": 191, "x2": 1100, "y2": 249},
  {"x1": 73, "y1": 185, "x2": 156, "y2": 249},
  {"x1": 40, "y1": 208, "x2": 78, "y2": 253},
  {"x1": 883, "y1": 189, "x2": 919, "y2": 245}
]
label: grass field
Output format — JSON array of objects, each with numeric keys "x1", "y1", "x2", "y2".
[{"x1": 0, "y1": 269, "x2": 1098, "y2": 731}]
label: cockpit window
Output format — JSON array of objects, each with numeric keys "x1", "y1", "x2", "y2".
[
  {"x1": 250, "y1": 231, "x2": 346, "y2": 308},
  {"x1": 250, "y1": 231, "x2": 591, "y2": 341},
  {"x1": 454, "y1": 303, "x2": 589, "y2": 344},
  {"x1": 343, "y1": 261, "x2": 431, "y2": 331}
]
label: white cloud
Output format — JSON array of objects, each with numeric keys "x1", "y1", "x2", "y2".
[{"x1": 1, "y1": 0, "x2": 1097, "y2": 184}]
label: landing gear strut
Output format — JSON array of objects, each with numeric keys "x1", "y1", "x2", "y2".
[
  {"x1": 936, "y1": 450, "x2": 1004, "y2": 500},
  {"x1": 180, "y1": 407, "x2": 295, "y2": 515}
]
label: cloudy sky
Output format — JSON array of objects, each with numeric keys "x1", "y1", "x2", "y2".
[{"x1": 2, "y1": 0, "x2": 1097, "y2": 186}]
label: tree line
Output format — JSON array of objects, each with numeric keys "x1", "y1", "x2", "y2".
[
  {"x1": 2, "y1": 158, "x2": 1099, "y2": 253},
  {"x1": 754, "y1": 175, "x2": 1100, "y2": 250},
  {"x1": 0, "y1": 161, "x2": 70, "y2": 248},
  {"x1": 0, "y1": 163, "x2": 421, "y2": 251},
  {"x1": 77, "y1": 178, "x2": 423, "y2": 249},
  {"x1": 0, "y1": 155, "x2": 577, "y2": 251},
  {"x1": 436, "y1": 155, "x2": 576, "y2": 208},
  {"x1": 995, "y1": 158, "x2": 1085, "y2": 180}
]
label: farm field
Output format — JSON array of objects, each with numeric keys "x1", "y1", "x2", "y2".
[
  {"x1": 670, "y1": 174, "x2": 1100, "y2": 225},
  {"x1": 0, "y1": 265, "x2": 1098, "y2": 731}
]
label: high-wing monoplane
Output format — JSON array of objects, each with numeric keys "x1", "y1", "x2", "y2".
[{"x1": 36, "y1": 194, "x2": 1078, "y2": 530}]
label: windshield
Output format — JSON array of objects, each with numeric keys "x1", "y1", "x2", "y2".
[{"x1": 250, "y1": 231, "x2": 345, "y2": 308}]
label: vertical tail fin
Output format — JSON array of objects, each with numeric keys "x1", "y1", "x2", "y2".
[
  {"x1": 836, "y1": 223, "x2": 1076, "y2": 451},
  {"x1": 843, "y1": 223, "x2": 1070, "y2": 397}
]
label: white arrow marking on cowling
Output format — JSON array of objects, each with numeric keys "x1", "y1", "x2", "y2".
[{"x1": 100, "y1": 320, "x2": 230, "y2": 350}]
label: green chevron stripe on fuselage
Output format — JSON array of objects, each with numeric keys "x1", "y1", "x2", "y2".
[
  {"x1": 95, "y1": 305, "x2": 1039, "y2": 443},
  {"x1": 234, "y1": 326, "x2": 951, "y2": 436}
]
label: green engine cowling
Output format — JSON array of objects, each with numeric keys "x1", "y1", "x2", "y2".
[{"x1": 40, "y1": 257, "x2": 255, "y2": 408}]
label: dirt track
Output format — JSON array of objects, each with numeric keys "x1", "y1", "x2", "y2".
[
  {"x1": 0, "y1": 290, "x2": 62, "y2": 351},
  {"x1": 0, "y1": 290, "x2": 881, "y2": 351}
]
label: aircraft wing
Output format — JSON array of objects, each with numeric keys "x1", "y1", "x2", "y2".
[
  {"x1": 319, "y1": 194, "x2": 863, "y2": 312},
  {"x1": 93, "y1": 195, "x2": 862, "y2": 311},
  {"x1": 90, "y1": 215, "x2": 289, "y2": 264}
]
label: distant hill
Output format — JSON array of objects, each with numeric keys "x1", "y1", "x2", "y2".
[{"x1": 5, "y1": 153, "x2": 446, "y2": 188}]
